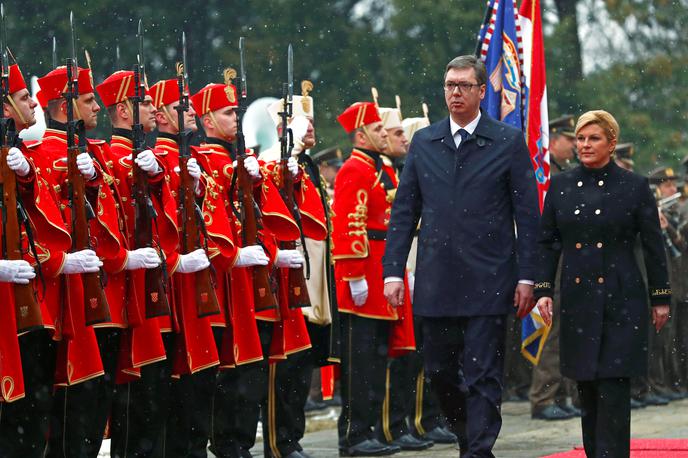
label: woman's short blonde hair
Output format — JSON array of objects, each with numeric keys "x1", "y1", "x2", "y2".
[{"x1": 575, "y1": 110, "x2": 620, "y2": 142}]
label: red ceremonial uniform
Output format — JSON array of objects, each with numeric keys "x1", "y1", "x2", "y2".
[
  {"x1": 152, "y1": 133, "x2": 221, "y2": 375},
  {"x1": 332, "y1": 102, "x2": 415, "y2": 354},
  {"x1": 95, "y1": 70, "x2": 184, "y2": 380}
]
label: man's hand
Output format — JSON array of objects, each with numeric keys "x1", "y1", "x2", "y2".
[
  {"x1": 6, "y1": 147, "x2": 31, "y2": 177},
  {"x1": 652, "y1": 305, "x2": 670, "y2": 332},
  {"x1": 536, "y1": 297, "x2": 553, "y2": 326},
  {"x1": 76, "y1": 153, "x2": 97, "y2": 180},
  {"x1": 514, "y1": 283, "x2": 535, "y2": 319},
  {"x1": 125, "y1": 247, "x2": 162, "y2": 270},
  {"x1": 133, "y1": 150, "x2": 162, "y2": 176},
  {"x1": 658, "y1": 209, "x2": 669, "y2": 230},
  {"x1": 349, "y1": 279, "x2": 368, "y2": 306},
  {"x1": 384, "y1": 280, "x2": 405, "y2": 308},
  {"x1": 0, "y1": 259, "x2": 36, "y2": 284}
]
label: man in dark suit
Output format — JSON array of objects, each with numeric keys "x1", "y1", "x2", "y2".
[{"x1": 382, "y1": 55, "x2": 540, "y2": 457}]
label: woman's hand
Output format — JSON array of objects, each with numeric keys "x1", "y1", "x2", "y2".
[
  {"x1": 536, "y1": 297, "x2": 553, "y2": 326},
  {"x1": 652, "y1": 305, "x2": 670, "y2": 332}
]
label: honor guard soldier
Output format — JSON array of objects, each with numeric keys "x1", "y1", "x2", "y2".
[
  {"x1": 333, "y1": 101, "x2": 415, "y2": 457},
  {"x1": 0, "y1": 61, "x2": 75, "y2": 457},
  {"x1": 149, "y1": 76, "x2": 224, "y2": 456},
  {"x1": 260, "y1": 81, "x2": 338, "y2": 457},
  {"x1": 189, "y1": 75, "x2": 305, "y2": 458},
  {"x1": 529, "y1": 114, "x2": 581, "y2": 421},
  {"x1": 95, "y1": 69, "x2": 192, "y2": 456},
  {"x1": 376, "y1": 102, "x2": 457, "y2": 449},
  {"x1": 30, "y1": 64, "x2": 129, "y2": 457}
]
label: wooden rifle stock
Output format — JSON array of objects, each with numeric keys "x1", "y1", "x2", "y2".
[
  {"x1": 178, "y1": 154, "x2": 220, "y2": 317},
  {"x1": 131, "y1": 156, "x2": 170, "y2": 318},
  {"x1": 0, "y1": 145, "x2": 42, "y2": 332},
  {"x1": 237, "y1": 155, "x2": 277, "y2": 312},
  {"x1": 280, "y1": 158, "x2": 310, "y2": 308},
  {"x1": 66, "y1": 141, "x2": 110, "y2": 325}
]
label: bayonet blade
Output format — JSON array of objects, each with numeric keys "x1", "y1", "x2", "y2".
[
  {"x1": 115, "y1": 44, "x2": 120, "y2": 69},
  {"x1": 239, "y1": 36, "x2": 247, "y2": 99},
  {"x1": 137, "y1": 19, "x2": 144, "y2": 72},
  {"x1": 70, "y1": 11, "x2": 78, "y2": 70},
  {"x1": 182, "y1": 31, "x2": 188, "y2": 81},
  {"x1": 52, "y1": 36, "x2": 57, "y2": 69},
  {"x1": 0, "y1": 3, "x2": 8, "y2": 78},
  {"x1": 287, "y1": 44, "x2": 293, "y2": 102}
]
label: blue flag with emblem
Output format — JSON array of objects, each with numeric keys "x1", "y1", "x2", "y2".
[
  {"x1": 477, "y1": 0, "x2": 523, "y2": 129},
  {"x1": 520, "y1": 306, "x2": 550, "y2": 365}
]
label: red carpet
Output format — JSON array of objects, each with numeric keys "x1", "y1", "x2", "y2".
[{"x1": 542, "y1": 439, "x2": 688, "y2": 457}]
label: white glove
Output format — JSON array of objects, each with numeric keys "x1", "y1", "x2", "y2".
[
  {"x1": 173, "y1": 158, "x2": 201, "y2": 180},
  {"x1": 133, "y1": 149, "x2": 161, "y2": 175},
  {"x1": 234, "y1": 245, "x2": 269, "y2": 267},
  {"x1": 125, "y1": 247, "x2": 162, "y2": 270},
  {"x1": 243, "y1": 156, "x2": 261, "y2": 180},
  {"x1": 76, "y1": 153, "x2": 96, "y2": 180},
  {"x1": 287, "y1": 156, "x2": 300, "y2": 178},
  {"x1": 349, "y1": 278, "x2": 368, "y2": 306},
  {"x1": 177, "y1": 248, "x2": 210, "y2": 274},
  {"x1": 0, "y1": 259, "x2": 36, "y2": 284},
  {"x1": 6, "y1": 147, "x2": 31, "y2": 177},
  {"x1": 275, "y1": 249, "x2": 304, "y2": 268},
  {"x1": 63, "y1": 249, "x2": 102, "y2": 274}
]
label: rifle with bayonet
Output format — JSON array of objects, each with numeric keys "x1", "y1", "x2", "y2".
[
  {"x1": 132, "y1": 19, "x2": 170, "y2": 318},
  {"x1": 175, "y1": 32, "x2": 219, "y2": 318},
  {"x1": 65, "y1": 11, "x2": 110, "y2": 325},
  {"x1": 234, "y1": 37, "x2": 278, "y2": 312},
  {"x1": 278, "y1": 44, "x2": 310, "y2": 308},
  {"x1": 0, "y1": 3, "x2": 43, "y2": 332}
]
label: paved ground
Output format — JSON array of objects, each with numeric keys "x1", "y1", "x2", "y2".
[{"x1": 99, "y1": 398, "x2": 688, "y2": 457}]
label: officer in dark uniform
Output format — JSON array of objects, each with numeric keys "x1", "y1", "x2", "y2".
[
  {"x1": 529, "y1": 115, "x2": 581, "y2": 420},
  {"x1": 649, "y1": 167, "x2": 686, "y2": 401}
]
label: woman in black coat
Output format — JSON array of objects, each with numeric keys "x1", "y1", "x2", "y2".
[{"x1": 534, "y1": 110, "x2": 671, "y2": 458}]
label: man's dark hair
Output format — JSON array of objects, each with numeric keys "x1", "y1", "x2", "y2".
[
  {"x1": 348, "y1": 126, "x2": 363, "y2": 144},
  {"x1": 444, "y1": 55, "x2": 487, "y2": 85}
]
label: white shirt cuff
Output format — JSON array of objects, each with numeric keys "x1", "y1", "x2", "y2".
[
  {"x1": 518, "y1": 279, "x2": 534, "y2": 285},
  {"x1": 384, "y1": 276, "x2": 404, "y2": 284}
]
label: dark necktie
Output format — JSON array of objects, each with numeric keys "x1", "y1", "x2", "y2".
[{"x1": 454, "y1": 128, "x2": 469, "y2": 150}]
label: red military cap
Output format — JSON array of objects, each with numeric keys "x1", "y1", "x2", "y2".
[
  {"x1": 337, "y1": 101, "x2": 382, "y2": 133},
  {"x1": 8, "y1": 64, "x2": 27, "y2": 94},
  {"x1": 37, "y1": 66, "x2": 94, "y2": 104},
  {"x1": 149, "y1": 78, "x2": 182, "y2": 109},
  {"x1": 96, "y1": 70, "x2": 149, "y2": 107},
  {"x1": 189, "y1": 83, "x2": 237, "y2": 116}
]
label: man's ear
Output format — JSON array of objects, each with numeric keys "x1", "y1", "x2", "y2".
[
  {"x1": 2, "y1": 103, "x2": 12, "y2": 118},
  {"x1": 117, "y1": 102, "x2": 129, "y2": 120},
  {"x1": 60, "y1": 99, "x2": 68, "y2": 115},
  {"x1": 154, "y1": 109, "x2": 168, "y2": 126}
]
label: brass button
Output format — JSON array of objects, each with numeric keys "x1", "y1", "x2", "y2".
[
  {"x1": 574, "y1": 209, "x2": 580, "y2": 215},
  {"x1": 575, "y1": 243, "x2": 582, "y2": 249},
  {"x1": 596, "y1": 242, "x2": 603, "y2": 248},
  {"x1": 575, "y1": 277, "x2": 581, "y2": 284},
  {"x1": 598, "y1": 180, "x2": 604, "y2": 186},
  {"x1": 595, "y1": 209, "x2": 601, "y2": 215},
  {"x1": 598, "y1": 277, "x2": 604, "y2": 284},
  {"x1": 577, "y1": 181, "x2": 583, "y2": 187}
]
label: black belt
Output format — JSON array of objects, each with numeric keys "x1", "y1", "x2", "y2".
[{"x1": 367, "y1": 229, "x2": 387, "y2": 241}]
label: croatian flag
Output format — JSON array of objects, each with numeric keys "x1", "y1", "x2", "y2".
[
  {"x1": 519, "y1": 0, "x2": 549, "y2": 210},
  {"x1": 519, "y1": 0, "x2": 551, "y2": 364},
  {"x1": 478, "y1": 0, "x2": 524, "y2": 129}
]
